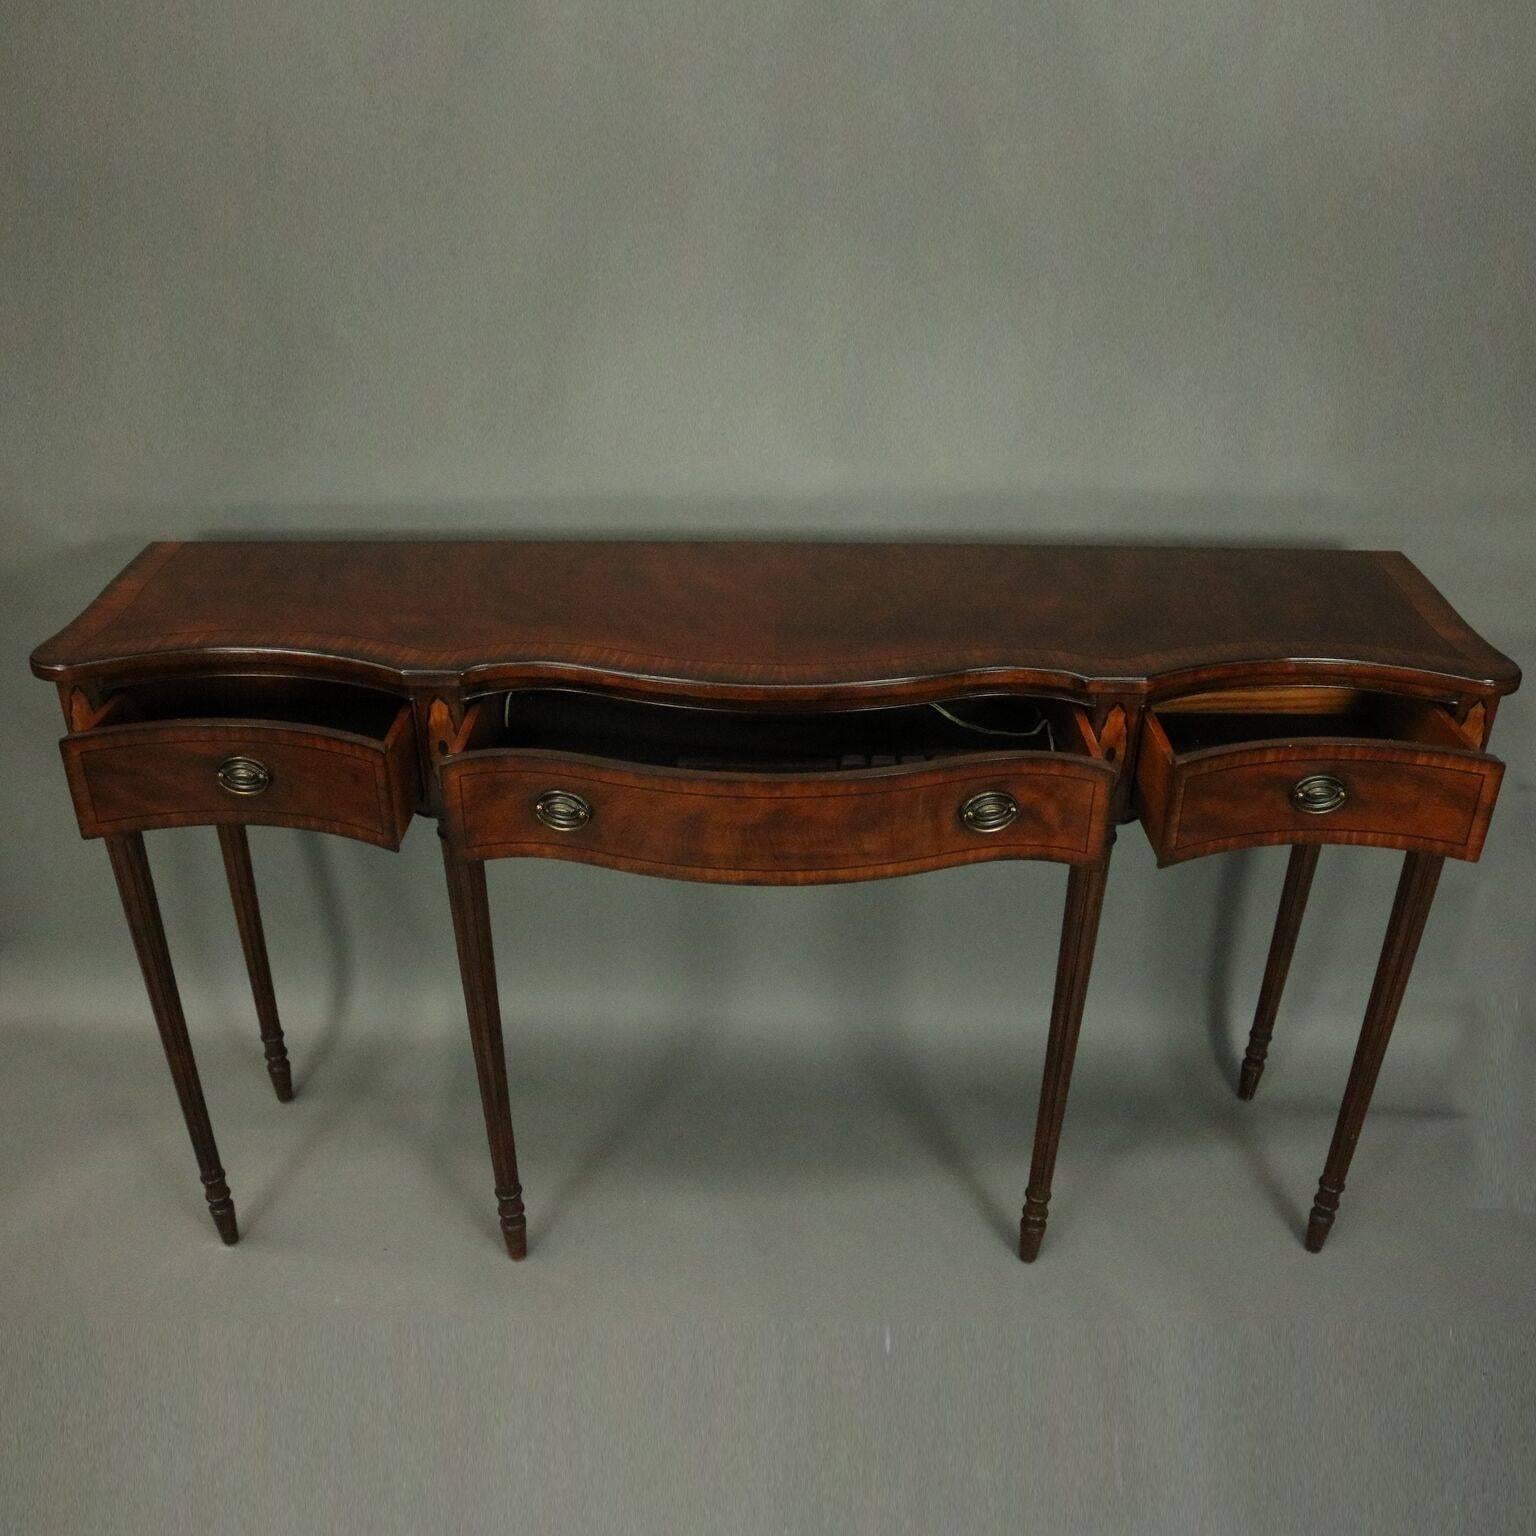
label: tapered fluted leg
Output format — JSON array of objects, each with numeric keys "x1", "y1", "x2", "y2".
[
  {"x1": 217, "y1": 825, "x2": 293, "y2": 1102},
  {"x1": 1020, "y1": 835, "x2": 1114, "y2": 1262},
  {"x1": 441, "y1": 838, "x2": 527, "y2": 1260},
  {"x1": 1239, "y1": 843, "x2": 1320, "y2": 1100},
  {"x1": 1305, "y1": 852, "x2": 1444, "y2": 1253},
  {"x1": 106, "y1": 832, "x2": 239, "y2": 1245}
]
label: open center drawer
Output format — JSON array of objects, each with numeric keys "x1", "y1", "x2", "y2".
[
  {"x1": 60, "y1": 678, "x2": 419, "y2": 848},
  {"x1": 437, "y1": 690, "x2": 1117, "y2": 883},
  {"x1": 1135, "y1": 687, "x2": 1503, "y2": 865}
]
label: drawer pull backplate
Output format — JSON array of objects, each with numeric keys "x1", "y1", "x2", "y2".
[
  {"x1": 217, "y1": 756, "x2": 272, "y2": 797},
  {"x1": 534, "y1": 789, "x2": 593, "y2": 832},
  {"x1": 1290, "y1": 773, "x2": 1348, "y2": 815},
  {"x1": 959, "y1": 790, "x2": 1019, "y2": 834}
]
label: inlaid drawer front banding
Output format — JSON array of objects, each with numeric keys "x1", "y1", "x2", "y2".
[
  {"x1": 440, "y1": 692, "x2": 1115, "y2": 883},
  {"x1": 446, "y1": 754, "x2": 1113, "y2": 881},
  {"x1": 1136, "y1": 690, "x2": 1504, "y2": 866},
  {"x1": 58, "y1": 680, "x2": 418, "y2": 849}
]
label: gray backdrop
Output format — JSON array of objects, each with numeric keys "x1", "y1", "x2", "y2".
[{"x1": 2, "y1": 4, "x2": 1533, "y2": 1533}]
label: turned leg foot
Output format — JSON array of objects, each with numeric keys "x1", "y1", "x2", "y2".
[
  {"x1": 265, "y1": 1050, "x2": 295, "y2": 1103},
  {"x1": 204, "y1": 1170, "x2": 240, "y2": 1245},
  {"x1": 1018, "y1": 1196, "x2": 1048, "y2": 1263},
  {"x1": 1239, "y1": 843, "x2": 1320, "y2": 1100},
  {"x1": 218, "y1": 825, "x2": 295, "y2": 1103},
  {"x1": 1017, "y1": 838, "x2": 1114, "y2": 1265},
  {"x1": 499, "y1": 1189, "x2": 528, "y2": 1260},
  {"x1": 1304, "y1": 1185, "x2": 1340, "y2": 1253}
]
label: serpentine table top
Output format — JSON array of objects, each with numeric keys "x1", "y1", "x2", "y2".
[{"x1": 32, "y1": 540, "x2": 1519, "y2": 702}]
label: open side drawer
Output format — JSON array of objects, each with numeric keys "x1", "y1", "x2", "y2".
[
  {"x1": 438, "y1": 690, "x2": 1117, "y2": 883},
  {"x1": 60, "y1": 678, "x2": 419, "y2": 848},
  {"x1": 1135, "y1": 687, "x2": 1503, "y2": 865}
]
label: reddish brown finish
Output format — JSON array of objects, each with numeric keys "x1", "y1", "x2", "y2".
[
  {"x1": 218, "y1": 825, "x2": 294, "y2": 1102},
  {"x1": 60, "y1": 710, "x2": 417, "y2": 848},
  {"x1": 28, "y1": 540, "x2": 1523, "y2": 1263},
  {"x1": 442, "y1": 748, "x2": 1115, "y2": 883},
  {"x1": 1239, "y1": 843, "x2": 1320, "y2": 1099},
  {"x1": 1019, "y1": 835, "x2": 1115, "y2": 1262},
  {"x1": 31, "y1": 542, "x2": 1519, "y2": 702},
  {"x1": 1136, "y1": 711, "x2": 1504, "y2": 866},
  {"x1": 1306, "y1": 852, "x2": 1444, "y2": 1252},
  {"x1": 105, "y1": 832, "x2": 239, "y2": 1245},
  {"x1": 440, "y1": 838, "x2": 527, "y2": 1260}
]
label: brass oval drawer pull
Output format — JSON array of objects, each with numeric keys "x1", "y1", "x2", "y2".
[
  {"x1": 217, "y1": 756, "x2": 272, "y2": 796},
  {"x1": 534, "y1": 789, "x2": 593, "y2": 832},
  {"x1": 959, "y1": 789, "x2": 1019, "y2": 834},
  {"x1": 1291, "y1": 773, "x2": 1347, "y2": 815}
]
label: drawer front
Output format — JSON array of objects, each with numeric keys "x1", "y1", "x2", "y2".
[
  {"x1": 61, "y1": 714, "x2": 418, "y2": 848},
  {"x1": 441, "y1": 750, "x2": 1115, "y2": 883},
  {"x1": 1138, "y1": 737, "x2": 1503, "y2": 865}
]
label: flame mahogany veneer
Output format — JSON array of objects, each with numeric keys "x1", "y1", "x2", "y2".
[{"x1": 32, "y1": 541, "x2": 1520, "y2": 1262}]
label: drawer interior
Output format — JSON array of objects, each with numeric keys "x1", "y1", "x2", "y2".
[
  {"x1": 1153, "y1": 689, "x2": 1470, "y2": 756},
  {"x1": 96, "y1": 678, "x2": 408, "y2": 740},
  {"x1": 463, "y1": 690, "x2": 1098, "y2": 772}
]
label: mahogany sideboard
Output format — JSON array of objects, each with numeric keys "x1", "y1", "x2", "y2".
[{"x1": 30, "y1": 541, "x2": 1520, "y2": 1262}]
